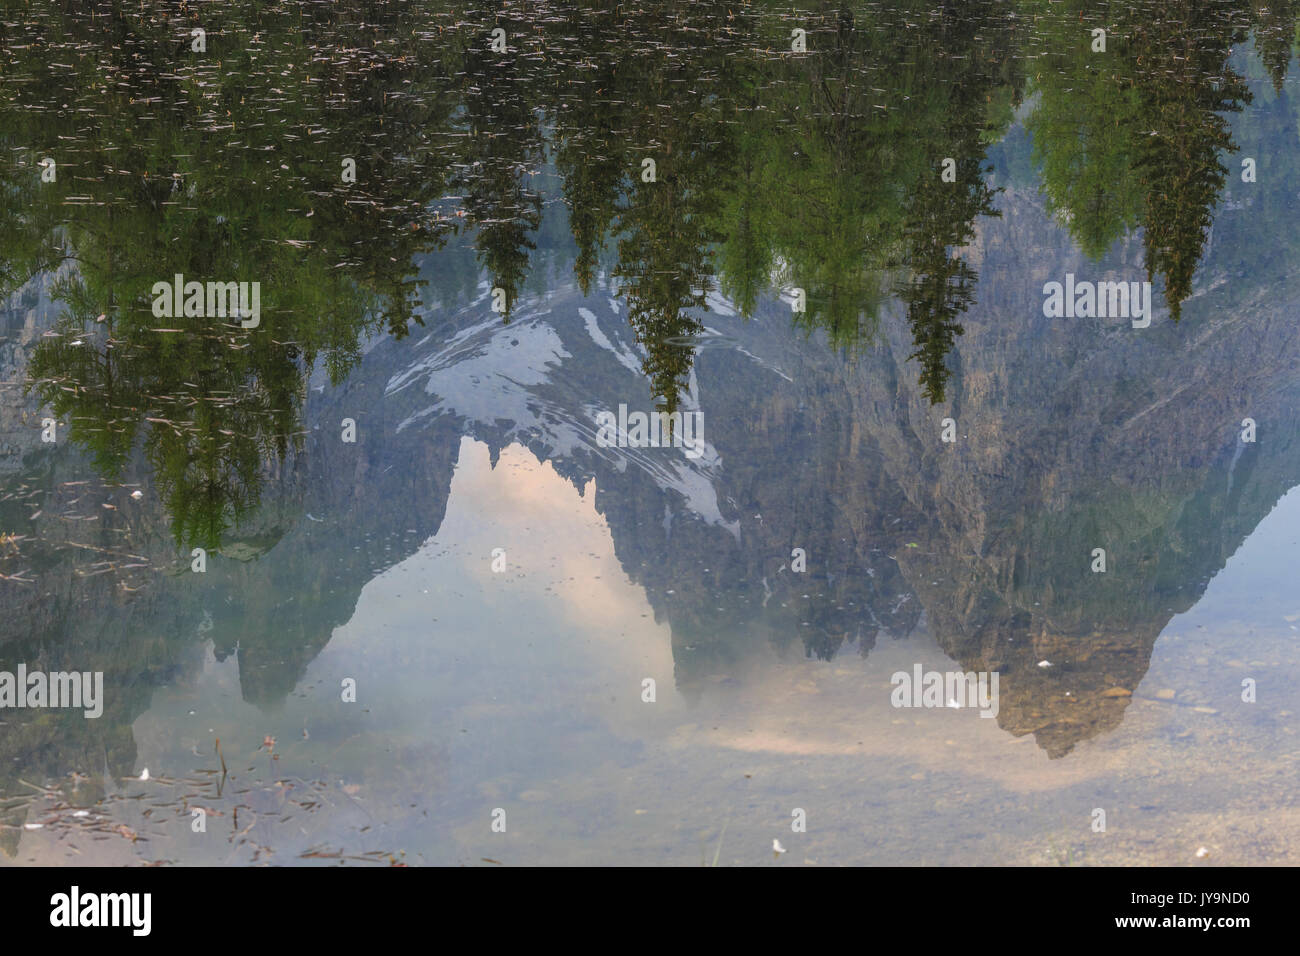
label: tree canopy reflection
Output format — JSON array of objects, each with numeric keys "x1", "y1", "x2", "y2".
[{"x1": 2, "y1": 0, "x2": 1294, "y2": 548}]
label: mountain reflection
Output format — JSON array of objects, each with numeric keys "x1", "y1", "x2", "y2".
[{"x1": 1, "y1": 0, "x2": 1299, "y2": 812}]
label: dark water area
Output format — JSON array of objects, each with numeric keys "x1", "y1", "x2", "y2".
[{"x1": 0, "y1": 0, "x2": 1297, "y2": 865}]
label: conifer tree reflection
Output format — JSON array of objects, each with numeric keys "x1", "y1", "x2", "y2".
[
  {"x1": 1252, "y1": 0, "x2": 1297, "y2": 93},
  {"x1": 606, "y1": 4, "x2": 738, "y2": 414},
  {"x1": 550, "y1": 5, "x2": 629, "y2": 297},
  {"x1": 1027, "y1": 0, "x2": 1263, "y2": 320},
  {"x1": 894, "y1": 0, "x2": 1013, "y2": 403},
  {"x1": 1133, "y1": 4, "x2": 1253, "y2": 320},
  {"x1": 5, "y1": 0, "x2": 454, "y2": 549},
  {"x1": 455, "y1": 11, "x2": 544, "y2": 323},
  {"x1": 759, "y1": 5, "x2": 902, "y2": 350}
]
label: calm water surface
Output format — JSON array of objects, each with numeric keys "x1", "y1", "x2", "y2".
[{"x1": 1, "y1": 0, "x2": 1298, "y2": 865}]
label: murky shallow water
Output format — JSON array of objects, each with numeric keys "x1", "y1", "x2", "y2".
[{"x1": 1, "y1": 1, "x2": 1298, "y2": 865}]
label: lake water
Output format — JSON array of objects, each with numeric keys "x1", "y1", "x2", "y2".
[{"x1": 1, "y1": 0, "x2": 1298, "y2": 866}]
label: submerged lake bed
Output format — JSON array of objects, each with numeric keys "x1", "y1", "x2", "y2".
[{"x1": 1, "y1": 0, "x2": 1298, "y2": 867}]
